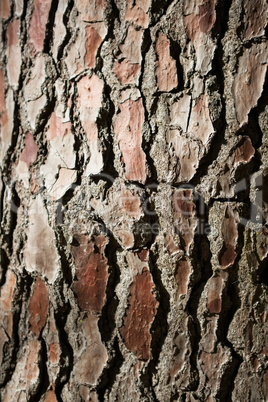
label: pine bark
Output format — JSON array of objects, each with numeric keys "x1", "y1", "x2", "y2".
[{"x1": 0, "y1": 0, "x2": 267, "y2": 401}]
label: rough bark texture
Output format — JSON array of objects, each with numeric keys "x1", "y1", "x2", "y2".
[{"x1": 0, "y1": 0, "x2": 267, "y2": 401}]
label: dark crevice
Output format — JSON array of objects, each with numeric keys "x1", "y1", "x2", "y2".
[
  {"x1": 217, "y1": 349, "x2": 242, "y2": 402},
  {"x1": 216, "y1": 294, "x2": 243, "y2": 402},
  {"x1": 2, "y1": 93, "x2": 22, "y2": 182},
  {"x1": 94, "y1": 13, "x2": 109, "y2": 73},
  {"x1": 216, "y1": 221, "x2": 245, "y2": 400},
  {"x1": 185, "y1": 226, "x2": 213, "y2": 391},
  {"x1": 185, "y1": 95, "x2": 193, "y2": 133},
  {"x1": 43, "y1": 0, "x2": 60, "y2": 55},
  {"x1": 142, "y1": 112, "x2": 159, "y2": 186},
  {"x1": 0, "y1": 247, "x2": 9, "y2": 287},
  {"x1": 0, "y1": 169, "x2": 6, "y2": 218},
  {"x1": 0, "y1": 177, "x2": 8, "y2": 285},
  {"x1": 140, "y1": 244, "x2": 170, "y2": 401},
  {"x1": 245, "y1": 111, "x2": 267, "y2": 152},
  {"x1": 55, "y1": 176, "x2": 81, "y2": 227},
  {"x1": 90, "y1": 171, "x2": 115, "y2": 195},
  {"x1": 24, "y1": 93, "x2": 57, "y2": 170},
  {"x1": 139, "y1": 29, "x2": 159, "y2": 185},
  {"x1": 169, "y1": 37, "x2": 184, "y2": 93},
  {"x1": 212, "y1": 0, "x2": 233, "y2": 43},
  {"x1": 171, "y1": 392, "x2": 181, "y2": 401},
  {"x1": 55, "y1": 226, "x2": 73, "y2": 286},
  {"x1": 245, "y1": 69, "x2": 268, "y2": 145},
  {"x1": 139, "y1": 208, "x2": 169, "y2": 399},
  {"x1": 189, "y1": 86, "x2": 226, "y2": 189},
  {"x1": 257, "y1": 62, "x2": 268, "y2": 115},
  {"x1": 69, "y1": 89, "x2": 85, "y2": 178},
  {"x1": 96, "y1": 82, "x2": 119, "y2": 181},
  {"x1": 216, "y1": 299, "x2": 243, "y2": 401},
  {"x1": 0, "y1": 269, "x2": 32, "y2": 388},
  {"x1": 150, "y1": 0, "x2": 178, "y2": 27},
  {"x1": 98, "y1": 230, "x2": 121, "y2": 343},
  {"x1": 1, "y1": 0, "x2": 35, "y2": 180},
  {"x1": 96, "y1": 336, "x2": 124, "y2": 401},
  {"x1": 56, "y1": 0, "x2": 75, "y2": 62},
  {"x1": 252, "y1": 234, "x2": 268, "y2": 285},
  {"x1": 28, "y1": 337, "x2": 49, "y2": 402},
  {"x1": 190, "y1": 0, "x2": 233, "y2": 188},
  {"x1": 19, "y1": 0, "x2": 29, "y2": 59},
  {"x1": 140, "y1": 28, "x2": 152, "y2": 87},
  {"x1": 105, "y1": 0, "x2": 121, "y2": 37},
  {"x1": 54, "y1": 302, "x2": 74, "y2": 402},
  {"x1": 2, "y1": 184, "x2": 20, "y2": 257},
  {"x1": 258, "y1": 257, "x2": 268, "y2": 286}
]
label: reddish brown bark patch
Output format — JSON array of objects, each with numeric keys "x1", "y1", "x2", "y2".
[
  {"x1": 24, "y1": 196, "x2": 59, "y2": 283},
  {"x1": 137, "y1": 249, "x2": 149, "y2": 263},
  {"x1": 28, "y1": 0, "x2": 52, "y2": 52},
  {"x1": 234, "y1": 137, "x2": 255, "y2": 164},
  {"x1": 207, "y1": 295, "x2": 221, "y2": 314},
  {"x1": 0, "y1": 270, "x2": 16, "y2": 342},
  {"x1": 185, "y1": 0, "x2": 216, "y2": 40},
  {"x1": 72, "y1": 234, "x2": 109, "y2": 312},
  {"x1": 198, "y1": 0, "x2": 216, "y2": 34},
  {"x1": 49, "y1": 343, "x2": 60, "y2": 365},
  {"x1": 74, "y1": 313, "x2": 108, "y2": 384},
  {"x1": 77, "y1": 74, "x2": 103, "y2": 108},
  {"x1": 20, "y1": 133, "x2": 38, "y2": 167},
  {"x1": 184, "y1": 14, "x2": 199, "y2": 42},
  {"x1": 46, "y1": 112, "x2": 71, "y2": 140},
  {"x1": 256, "y1": 227, "x2": 268, "y2": 261},
  {"x1": 114, "y1": 60, "x2": 141, "y2": 85},
  {"x1": 113, "y1": 26, "x2": 143, "y2": 84},
  {"x1": 117, "y1": 230, "x2": 134, "y2": 249},
  {"x1": 120, "y1": 268, "x2": 158, "y2": 360},
  {"x1": 219, "y1": 243, "x2": 237, "y2": 269},
  {"x1": 0, "y1": 70, "x2": 8, "y2": 127},
  {"x1": 125, "y1": 0, "x2": 150, "y2": 28},
  {"x1": 200, "y1": 344, "x2": 228, "y2": 392},
  {"x1": 121, "y1": 189, "x2": 141, "y2": 217},
  {"x1": 6, "y1": 19, "x2": 21, "y2": 87},
  {"x1": 170, "y1": 327, "x2": 188, "y2": 377},
  {"x1": 219, "y1": 206, "x2": 238, "y2": 269},
  {"x1": 242, "y1": 0, "x2": 267, "y2": 40},
  {"x1": 164, "y1": 233, "x2": 180, "y2": 255},
  {"x1": 85, "y1": 26, "x2": 102, "y2": 68},
  {"x1": 175, "y1": 257, "x2": 191, "y2": 297},
  {"x1": 114, "y1": 98, "x2": 146, "y2": 183},
  {"x1": 155, "y1": 32, "x2": 178, "y2": 92},
  {"x1": 172, "y1": 189, "x2": 195, "y2": 216},
  {"x1": 76, "y1": 0, "x2": 106, "y2": 22},
  {"x1": 0, "y1": 70, "x2": 5, "y2": 112},
  {"x1": 189, "y1": 94, "x2": 214, "y2": 145},
  {"x1": 44, "y1": 390, "x2": 57, "y2": 402},
  {"x1": 0, "y1": 0, "x2": 10, "y2": 19},
  {"x1": 26, "y1": 339, "x2": 41, "y2": 388},
  {"x1": 29, "y1": 278, "x2": 49, "y2": 336},
  {"x1": 7, "y1": 19, "x2": 19, "y2": 47},
  {"x1": 207, "y1": 276, "x2": 223, "y2": 314},
  {"x1": 233, "y1": 44, "x2": 267, "y2": 126},
  {"x1": 172, "y1": 189, "x2": 196, "y2": 253}
]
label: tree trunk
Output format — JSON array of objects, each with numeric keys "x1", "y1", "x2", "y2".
[{"x1": 0, "y1": 0, "x2": 267, "y2": 400}]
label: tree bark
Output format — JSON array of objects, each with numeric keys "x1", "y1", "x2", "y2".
[{"x1": 0, "y1": 0, "x2": 267, "y2": 401}]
